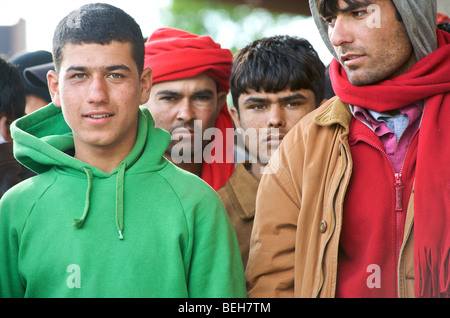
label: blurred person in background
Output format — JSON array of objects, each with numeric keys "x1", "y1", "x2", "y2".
[
  {"x1": 0, "y1": 56, "x2": 34, "y2": 198},
  {"x1": 10, "y1": 50, "x2": 53, "y2": 114}
]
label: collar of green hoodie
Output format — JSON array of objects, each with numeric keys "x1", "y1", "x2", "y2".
[{"x1": 309, "y1": 0, "x2": 438, "y2": 62}]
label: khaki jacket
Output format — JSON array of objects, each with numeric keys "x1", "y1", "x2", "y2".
[
  {"x1": 246, "y1": 97, "x2": 415, "y2": 298},
  {"x1": 218, "y1": 161, "x2": 259, "y2": 269}
]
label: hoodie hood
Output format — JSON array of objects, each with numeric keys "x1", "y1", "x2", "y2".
[
  {"x1": 11, "y1": 103, "x2": 169, "y2": 175},
  {"x1": 10, "y1": 103, "x2": 171, "y2": 239},
  {"x1": 309, "y1": 0, "x2": 438, "y2": 62}
]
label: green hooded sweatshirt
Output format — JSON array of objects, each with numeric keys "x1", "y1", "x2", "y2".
[{"x1": 0, "y1": 104, "x2": 246, "y2": 298}]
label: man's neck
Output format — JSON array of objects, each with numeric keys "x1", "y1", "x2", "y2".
[
  {"x1": 387, "y1": 51, "x2": 417, "y2": 80},
  {"x1": 250, "y1": 161, "x2": 265, "y2": 182},
  {"x1": 74, "y1": 144, "x2": 134, "y2": 174}
]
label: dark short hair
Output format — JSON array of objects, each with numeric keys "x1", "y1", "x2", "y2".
[
  {"x1": 230, "y1": 35, "x2": 326, "y2": 110},
  {"x1": 314, "y1": 0, "x2": 402, "y2": 21},
  {"x1": 0, "y1": 56, "x2": 25, "y2": 121},
  {"x1": 52, "y1": 3, "x2": 145, "y2": 74},
  {"x1": 438, "y1": 23, "x2": 450, "y2": 33}
]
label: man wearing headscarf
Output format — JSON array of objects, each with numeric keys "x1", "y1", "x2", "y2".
[
  {"x1": 246, "y1": 0, "x2": 450, "y2": 298},
  {"x1": 144, "y1": 28, "x2": 234, "y2": 191}
]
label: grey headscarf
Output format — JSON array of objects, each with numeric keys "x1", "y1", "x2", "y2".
[{"x1": 309, "y1": 0, "x2": 438, "y2": 61}]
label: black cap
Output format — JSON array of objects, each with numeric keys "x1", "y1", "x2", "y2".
[
  {"x1": 23, "y1": 62, "x2": 55, "y2": 91},
  {"x1": 10, "y1": 50, "x2": 53, "y2": 103}
]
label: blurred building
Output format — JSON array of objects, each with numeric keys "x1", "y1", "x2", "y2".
[{"x1": 0, "y1": 18, "x2": 26, "y2": 58}]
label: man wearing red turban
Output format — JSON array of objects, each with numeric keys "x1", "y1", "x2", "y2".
[{"x1": 144, "y1": 27, "x2": 234, "y2": 191}]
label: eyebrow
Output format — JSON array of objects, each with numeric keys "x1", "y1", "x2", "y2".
[
  {"x1": 192, "y1": 89, "x2": 214, "y2": 97},
  {"x1": 155, "y1": 89, "x2": 215, "y2": 97},
  {"x1": 279, "y1": 93, "x2": 307, "y2": 102},
  {"x1": 337, "y1": 0, "x2": 375, "y2": 14},
  {"x1": 243, "y1": 93, "x2": 307, "y2": 105},
  {"x1": 65, "y1": 64, "x2": 132, "y2": 73}
]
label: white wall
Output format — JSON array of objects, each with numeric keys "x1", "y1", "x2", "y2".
[{"x1": 437, "y1": 0, "x2": 450, "y2": 15}]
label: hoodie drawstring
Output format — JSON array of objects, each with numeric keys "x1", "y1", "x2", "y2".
[
  {"x1": 73, "y1": 163, "x2": 126, "y2": 240},
  {"x1": 116, "y1": 162, "x2": 126, "y2": 240},
  {"x1": 73, "y1": 167, "x2": 93, "y2": 229}
]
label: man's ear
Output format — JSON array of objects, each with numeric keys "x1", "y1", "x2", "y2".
[
  {"x1": 0, "y1": 116, "x2": 11, "y2": 143},
  {"x1": 229, "y1": 106, "x2": 241, "y2": 129},
  {"x1": 216, "y1": 91, "x2": 228, "y2": 120},
  {"x1": 47, "y1": 70, "x2": 61, "y2": 107},
  {"x1": 139, "y1": 67, "x2": 152, "y2": 105}
]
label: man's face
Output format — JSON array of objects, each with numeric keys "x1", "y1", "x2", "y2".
[
  {"x1": 47, "y1": 41, "x2": 152, "y2": 161},
  {"x1": 324, "y1": 0, "x2": 415, "y2": 85},
  {"x1": 231, "y1": 88, "x2": 316, "y2": 165},
  {"x1": 146, "y1": 73, "x2": 226, "y2": 159}
]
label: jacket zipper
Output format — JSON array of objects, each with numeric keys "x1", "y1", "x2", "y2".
[
  {"x1": 394, "y1": 173, "x2": 403, "y2": 212},
  {"x1": 393, "y1": 172, "x2": 404, "y2": 298},
  {"x1": 360, "y1": 134, "x2": 415, "y2": 297}
]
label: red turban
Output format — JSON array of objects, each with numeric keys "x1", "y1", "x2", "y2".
[
  {"x1": 144, "y1": 27, "x2": 234, "y2": 191},
  {"x1": 437, "y1": 13, "x2": 450, "y2": 24}
]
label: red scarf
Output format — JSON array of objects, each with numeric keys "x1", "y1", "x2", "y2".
[
  {"x1": 144, "y1": 28, "x2": 234, "y2": 190},
  {"x1": 330, "y1": 29, "x2": 450, "y2": 297}
]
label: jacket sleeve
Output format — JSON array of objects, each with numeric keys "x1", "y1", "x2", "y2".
[
  {"x1": 246, "y1": 141, "x2": 301, "y2": 298},
  {"x1": 0, "y1": 143, "x2": 24, "y2": 198}
]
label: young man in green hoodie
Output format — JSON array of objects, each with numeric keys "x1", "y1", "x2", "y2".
[{"x1": 0, "y1": 3, "x2": 246, "y2": 298}]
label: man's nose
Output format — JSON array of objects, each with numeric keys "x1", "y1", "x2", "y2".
[
  {"x1": 267, "y1": 105, "x2": 285, "y2": 128},
  {"x1": 87, "y1": 76, "x2": 109, "y2": 104},
  {"x1": 329, "y1": 17, "x2": 354, "y2": 48},
  {"x1": 176, "y1": 98, "x2": 196, "y2": 122}
]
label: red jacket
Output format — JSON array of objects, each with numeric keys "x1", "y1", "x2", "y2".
[{"x1": 336, "y1": 117, "x2": 418, "y2": 297}]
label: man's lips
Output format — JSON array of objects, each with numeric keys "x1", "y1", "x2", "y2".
[
  {"x1": 340, "y1": 53, "x2": 366, "y2": 67},
  {"x1": 265, "y1": 134, "x2": 285, "y2": 146},
  {"x1": 171, "y1": 127, "x2": 194, "y2": 140},
  {"x1": 83, "y1": 112, "x2": 114, "y2": 123}
]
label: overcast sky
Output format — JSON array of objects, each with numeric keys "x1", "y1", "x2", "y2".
[{"x1": 0, "y1": 0, "x2": 170, "y2": 51}]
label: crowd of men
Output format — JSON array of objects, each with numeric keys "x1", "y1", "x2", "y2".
[{"x1": 1, "y1": 0, "x2": 450, "y2": 298}]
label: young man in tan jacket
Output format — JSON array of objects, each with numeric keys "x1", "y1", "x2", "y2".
[{"x1": 218, "y1": 35, "x2": 325, "y2": 269}]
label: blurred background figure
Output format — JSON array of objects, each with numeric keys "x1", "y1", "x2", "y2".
[
  {"x1": 437, "y1": 13, "x2": 450, "y2": 32},
  {"x1": 9, "y1": 50, "x2": 53, "y2": 114},
  {"x1": 0, "y1": 56, "x2": 34, "y2": 198}
]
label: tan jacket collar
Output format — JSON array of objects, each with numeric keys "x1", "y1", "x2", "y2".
[
  {"x1": 228, "y1": 161, "x2": 259, "y2": 220},
  {"x1": 314, "y1": 96, "x2": 352, "y2": 129}
]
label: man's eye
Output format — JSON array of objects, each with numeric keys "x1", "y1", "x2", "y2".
[
  {"x1": 108, "y1": 73, "x2": 124, "y2": 79},
  {"x1": 194, "y1": 95, "x2": 211, "y2": 101},
  {"x1": 324, "y1": 16, "x2": 336, "y2": 26},
  {"x1": 160, "y1": 96, "x2": 177, "y2": 102},
  {"x1": 285, "y1": 102, "x2": 302, "y2": 108},
  {"x1": 72, "y1": 73, "x2": 87, "y2": 79},
  {"x1": 249, "y1": 104, "x2": 266, "y2": 110},
  {"x1": 353, "y1": 10, "x2": 368, "y2": 18}
]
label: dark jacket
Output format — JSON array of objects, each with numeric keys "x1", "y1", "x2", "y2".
[{"x1": 0, "y1": 142, "x2": 34, "y2": 198}]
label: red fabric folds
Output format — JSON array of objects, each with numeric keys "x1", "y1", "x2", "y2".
[
  {"x1": 144, "y1": 28, "x2": 234, "y2": 190},
  {"x1": 330, "y1": 29, "x2": 450, "y2": 297}
]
